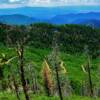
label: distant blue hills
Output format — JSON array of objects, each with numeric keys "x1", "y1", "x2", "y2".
[
  {"x1": 0, "y1": 7, "x2": 100, "y2": 27},
  {"x1": 0, "y1": 14, "x2": 38, "y2": 25},
  {"x1": 75, "y1": 19, "x2": 100, "y2": 28},
  {"x1": 47, "y1": 12, "x2": 100, "y2": 27}
]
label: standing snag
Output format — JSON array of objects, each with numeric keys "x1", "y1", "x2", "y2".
[
  {"x1": 81, "y1": 45, "x2": 94, "y2": 97},
  {"x1": 16, "y1": 43, "x2": 30, "y2": 100}
]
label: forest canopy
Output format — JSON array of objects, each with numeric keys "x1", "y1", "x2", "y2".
[{"x1": 0, "y1": 23, "x2": 100, "y2": 57}]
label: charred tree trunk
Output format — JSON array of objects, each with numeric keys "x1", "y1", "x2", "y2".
[
  {"x1": 55, "y1": 65, "x2": 63, "y2": 100},
  {"x1": 12, "y1": 75, "x2": 20, "y2": 100},
  {"x1": 32, "y1": 74, "x2": 38, "y2": 94},
  {"x1": 29, "y1": 66, "x2": 38, "y2": 94},
  {"x1": 87, "y1": 62, "x2": 94, "y2": 97},
  {"x1": 9, "y1": 64, "x2": 20, "y2": 100},
  {"x1": 17, "y1": 44, "x2": 30, "y2": 100}
]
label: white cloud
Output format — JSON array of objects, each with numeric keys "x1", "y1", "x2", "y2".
[
  {"x1": 9, "y1": 0, "x2": 21, "y2": 3},
  {"x1": 27, "y1": 0, "x2": 51, "y2": 6},
  {"x1": 0, "y1": 3, "x2": 23, "y2": 8},
  {"x1": 0, "y1": 0, "x2": 100, "y2": 8},
  {"x1": 27, "y1": 0, "x2": 100, "y2": 7}
]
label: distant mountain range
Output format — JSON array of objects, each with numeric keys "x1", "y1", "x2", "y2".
[
  {"x1": 0, "y1": 7, "x2": 79, "y2": 20},
  {"x1": 0, "y1": 7, "x2": 100, "y2": 27},
  {"x1": 0, "y1": 14, "x2": 38, "y2": 25},
  {"x1": 47, "y1": 12, "x2": 100, "y2": 27},
  {"x1": 48, "y1": 12, "x2": 100, "y2": 23},
  {"x1": 76, "y1": 19, "x2": 100, "y2": 28}
]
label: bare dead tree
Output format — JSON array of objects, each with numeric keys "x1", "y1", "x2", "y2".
[
  {"x1": 6, "y1": 26, "x2": 30, "y2": 100},
  {"x1": 82, "y1": 45, "x2": 94, "y2": 97},
  {"x1": 9, "y1": 64, "x2": 20, "y2": 100},
  {"x1": 87, "y1": 59, "x2": 94, "y2": 97},
  {"x1": 47, "y1": 30, "x2": 63, "y2": 100},
  {"x1": 16, "y1": 42, "x2": 30, "y2": 100},
  {"x1": 55, "y1": 63, "x2": 63, "y2": 100},
  {"x1": 27, "y1": 63, "x2": 38, "y2": 94},
  {"x1": 12, "y1": 73, "x2": 20, "y2": 100}
]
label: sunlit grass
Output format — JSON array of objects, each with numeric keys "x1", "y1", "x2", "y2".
[{"x1": 0, "y1": 92, "x2": 100, "y2": 100}]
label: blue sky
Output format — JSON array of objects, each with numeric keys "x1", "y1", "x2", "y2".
[{"x1": 0, "y1": 0, "x2": 100, "y2": 8}]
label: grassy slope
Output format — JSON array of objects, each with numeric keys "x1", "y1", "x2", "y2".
[
  {"x1": 0, "y1": 45, "x2": 100, "y2": 100},
  {"x1": 0, "y1": 92, "x2": 100, "y2": 100},
  {"x1": 0, "y1": 45, "x2": 99, "y2": 83}
]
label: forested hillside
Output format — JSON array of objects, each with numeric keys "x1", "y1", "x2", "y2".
[
  {"x1": 0, "y1": 23, "x2": 100, "y2": 100},
  {"x1": 0, "y1": 23, "x2": 100, "y2": 57}
]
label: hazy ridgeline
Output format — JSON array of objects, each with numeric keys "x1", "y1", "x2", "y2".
[{"x1": 0, "y1": 23, "x2": 100, "y2": 100}]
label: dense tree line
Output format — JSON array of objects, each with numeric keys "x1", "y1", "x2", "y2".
[{"x1": 0, "y1": 23, "x2": 100, "y2": 57}]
